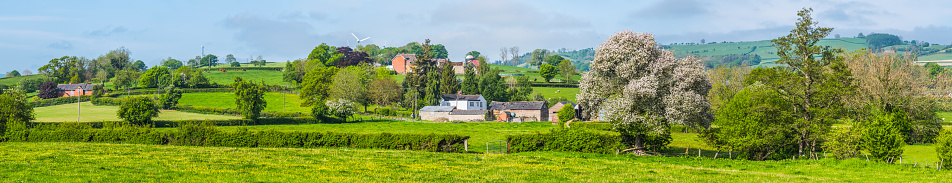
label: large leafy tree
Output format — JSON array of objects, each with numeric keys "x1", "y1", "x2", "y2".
[
  {"x1": 139, "y1": 66, "x2": 171, "y2": 88},
  {"x1": 114, "y1": 70, "x2": 141, "y2": 91},
  {"x1": 330, "y1": 68, "x2": 369, "y2": 112},
  {"x1": 424, "y1": 69, "x2": 441, "y2": 106},
  {"x1": 745, "y1": 8, "x2": 855, "y2": 157},
  {"x1": 545, "y1": 55, "x2": 565, "y2": 66},
  {"x1": 859, "y1": 108, "x2": 908, "y2": 163},
  {"x1": 0, "y1": 91, "x2": 34, "y2": 136},
  {"x1": 479, "y1": 68, "x2": 508, "y2": 102},
  {"x1": 557, "y1": 58, "x2": 576, "y2": 83},
  {"x1": 300, "y1": 66, "x2": 339, "y2": 107},
  {"x1": 39, "y1": 56, "x2": 86, "y2": 83},
  {"x1": 577, "y1": 31, "x2": 713, "y2": 154},
  {"x1": 131, "y1": 60, "x2": 147, "y2": 71},
  {"x1": 161, "y1": 57, "x2": 183, "y2": 70},
  {"x1": 200, "y1": 54, "x2": 219, "y2": 68},
  {"x1": 539, "y1": 64, "x2": 557, "y2": 82},
  {"x1": 225, "y1": 54, "x2": 237, "y2": 65},
  {"x1": 172, "y1": 66, "x2": 209, "y2": 88},
  {"x1": 335, "y1": 47, "x2": 373, "y2": 67},
  {"x1": 369, "y1": 77, "x2": 402, "y2": 107},
  {"x1": 711, "y1": 83, "x2": 797, "y2": 160},
  {"x1": 37, "y1": 82, "x2": 59, "y2": 99},
  {"x1": 529, "y1": 49, "x2": 549, "y2": 67},
  {"x1": 7, "y1": 70, "x2": 20, "y2": 78},
  {"x1": 107, "y1": 47, "x2": 131, "y2": 71},
  {"x1": 117, "y1": 96, "x2": 160, "y2": 125},
  {"x1": 466, "y1": 51, "x2": 481, "y2": 58},
  {"x1": 233, "y1": 77, "x2": 267, "y2": 120},
  {"x1": 308, "y1": 43, "x2": 343, "y2": 67}
]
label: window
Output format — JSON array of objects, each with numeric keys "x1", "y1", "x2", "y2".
[
  {"x1": 478, "y1": 102, "x2": 482, "y2": 107},
  {"x1": 470, "y1": 102, "x2": 474, "y2": 106}
]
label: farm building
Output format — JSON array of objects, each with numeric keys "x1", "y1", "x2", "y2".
[
  {"x1": 439, "y1": 94, "x2": 486, "y2": 110},
  {"x1": 56, "y1": 84, "x2": 95, "y2": 97},
  {"x1": 489, "y1": 101, "x2": 549, "y2": 122},
  {"x1": 447, "y1": 109, "x2": 487, "y2": 122},
  {"x1": 548, "y1": 101, "x2": 576, "y2": 122},
  {"x1": 419, "y1": 106, "x2": 455, "y2": 121},
  {"x1": 419, "y1": 106, "x2": 487, "y2": 122},
  {"x1": 391, "y1": 53, "x2": 464, "y2": 74}
]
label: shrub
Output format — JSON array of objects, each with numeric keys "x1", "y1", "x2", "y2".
[
  {"x1": 117, "y1": 96, "x2": 160, "y2": 125},
  {"x1": 508, "y1": 128, "x2": 623, "y2": 154},
  {"x1": 233, "y1": 77, "x2": 267, "y2": 120},
  {"x1": 557, "y1": 104, "x2": 575, "y2": 123},
  {"x1": 159, "y1": 87, "x2": 182, "y2": 109},
  {"x1": 325, "y1": 99, "x2": 355, "y2": 121},
  {"x1": 936, "y1": 129, "x2": 952, "y2": 169},
  {"x1": 824, "y1": 125, "x2": 862, "y2": 160},
  {"x1": 860, "y1": 109, "x2": 908, "y2": 163}
]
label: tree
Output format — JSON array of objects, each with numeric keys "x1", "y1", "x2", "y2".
[
  {"x1": 335, "y1": 47, "x2": 373, "y2": 67},
  {"x1": 745, "y1": 8, "x2": 854, "y2": 157},
  {"x1": 701, "y1": 39, "x2": 705, "y2": 44},
  {"x1": 844, "y1": 51, "x2": 941, "y2": 143},
  {"x1": 510, "y1": 75, "x2": 532, "y2": 101},
  {"x1": 499, "y1": 47, "x2": 509, "y2": 65},
  {"x1": 467, "y1": 51, "x2": 481, "y2": 58},
  {"x1": 225, "y1": 54, "x2": 237, "y2": 64},
  {"x1": 539, "y1": 64, "x2": 557, "y2": 82},
  {"x1": 114, "y1": 70, "x2": 141, "y2": 91},
  {"x1": 159, "y1": 87, "x2": 182, "y2": 109},
  {"x1": 7, "y1": 70, "x2": 20, "y2": 78},
  {"x1": 172, "y1": 66, "x2": 209, "y2": 88},
  {"x1": 69, "y1": 74, "x2": 81, "y2": 84},
  {"x1": 461, "y1": 64, "x2": 479, "y2": 95},
  {"x1": 431, "y1": 44, "x2": 449, "y2": 59},
  {"x1": 0, "y1": 91, "x2": 34, "y2": 136},
  {"x1": 545, "y1": 55, "x2": 565, "y2": 66},
  {"x1": 139, "y1": 66, "x2": 171, "y2": 88},
  {"x1": 233, "y1": 77, "x2": 267, "y2": 120},
  {"x1": 200, "y1": 54, "x2": 219, "y2": 68},
  {"x1": 440, "y1": 62, "x2": 459, "y2": 95},
  {"x1": 117, "y1": 96, "x2": 160, "y2": 125},
  {"x1": 300, "y1": 66, "x2": 339, "y2": 107},
  {"x1": 866, "y1": 33, "x2": 902, "y2": 51},
  {"x1": 107, "y1": 47, "x2": 131, "y2": 71},
  {"x1": 479, "y1": 68, "x2": 509, "y2": 102},
  {"x1": 187, "y1": 56, "x2": 200, "y2": 68},
  {"x1": 860, "y1": 108, "x2": 908, "y2": 163},
  {"x1": 557, "y1": 59, "x2": 576, "y2": 83},
  {"x1": 132, "y1": 60, "x2": 147, "y2": 71},
  {"x1": 308, "y1": 43, "x2": 343, "y2": 67},
  {"x1": 509, "y1": 47, "x2": 520, "y2": 66},
  {"x1": 326, "y1": 99, "x2": 355, "y2": 122},
  {"x1": 925, "y1": 62, "x2": 944, "y2": 77},
  {"x1": 230, "y1": 62, "x2": 241, "y2": 67},
  {"x1": 369, "y1": 78, "x2": 402, "y2": 107},
  {"x1": 91, "y1": 84, "x2": 105, "y2": 98},
  {"x1": 283, "y1": 61, "x2": 298, "y2": 84},
  {"x1": 161, "y1": 57, "x2": 183, "y2": 70},
  {"x1": 936, "y1": 129, "x2": 952, "y2": 169},
  {"x1": 529, "y1": 49, "x2": 549, "y2": 67},
  {"x1": 557, "y1": 103, "x2": 575, "y2": 123},
  {"x1": 710, "y1": 83, "x2": 796, "y2": 160},
  {"x1": 823, "y1": 126, "x2": 862, "y2": 160},
  {"x1": 39, "y1": 56, "x2": 84, "y2": 83},
  {"x1": 706, "y1": 66, "x2": 751, "y2": 114},
  {"x1": 37, "y1": 82, "x2": 59, "y2": 99},
  {"x1": 577, "y1": 31, "x2": 713, "y2": 154},
  {"x1": 329, "y1": 68, "x2": 368, "y2": 112},
  {"x1": 424, "y1": 69, "x2": 441, "y2": 106}
]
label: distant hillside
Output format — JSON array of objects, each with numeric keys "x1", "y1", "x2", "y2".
[{"x1": 664, "y1": 38, "x2": 869, "y2": 67}]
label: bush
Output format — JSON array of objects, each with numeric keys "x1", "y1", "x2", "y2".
[
  {"x1": 17, "y1": 77, "x2": 50, "y2": 93},
  {"x1": 570, "y1": 122, "x2": 612, "y2": 131},
  {"x1": 824, "y1": 126, "x2": 862, "y2": 160},
  {"x1": 860, "y1": 109, "x2": 908, "y2": 163},
  {"x1": 92, "y1": 97, "x2": 124, "y2": 106},
  {"x1": 117, "y1": 96, "x2": 160, "y2": 125},
  {"x1": 556, "y1": 103, "x2": 575, "y2": 123},
  {"x1": 29, "y1": 95, "x2": 93, "y2": 108},
  {"x1": 8, "y1": 122, "x2": 469, "y2": 152},
  {"x1": 37, "y1": 82, "x2": 58, "y2": 99},
  {"x1": 508, "y1": 128, "x2": 624, "y2": 154},
  {"x1": 936, "y1": 129, "x2": 952, "y2": 169}
]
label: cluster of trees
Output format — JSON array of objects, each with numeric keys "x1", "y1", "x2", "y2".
[
  {"x1": 702, "y1": 9, "x2": 946, "y2": 161},
  {"x1": 36, "y1": 48, "x2": 143, "y2": 85},
  {"x1": 865, "y1": 33, "x2": 902, "y2": 51},
  {"x1": 703, "y1": 54, "x2": 762, "y2": 68},
  {"x1": 356, "y1": 42, "x2": 449, "y2": 65}
]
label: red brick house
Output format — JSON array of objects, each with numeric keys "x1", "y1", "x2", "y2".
[
  {"x1": 391, "y1": 53, "x2": 417, "y2": 74},
  {"x1": 57, "y1": 84, "x2": 95, "y2": 97}
]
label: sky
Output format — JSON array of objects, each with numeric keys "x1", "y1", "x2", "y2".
[{"x1": 2, "y1": 0, "x2": 952, "y2": 73}]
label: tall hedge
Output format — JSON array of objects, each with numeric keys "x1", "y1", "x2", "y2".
[
  {"x1": 507, "y1": 128, "x2": 623, "y2": 154},
  {"x1": 7, "y1": 122, "x2": 469, "y2": 153}
]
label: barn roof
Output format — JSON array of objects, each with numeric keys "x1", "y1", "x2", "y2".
[
  {"x1": 441, "y1": 94, "x2": 482, "y2": 101},
  {"x1": 56, "y1": 84, "x2": 94, "y2": 91},
  {"x1": 489, "y1": 101, "x2": 547, "y2": 110},
  {"x1": 449, "y1": 109, "x2": 486, "y2": 115},
  {"x1": 419, "y1": 106, "x2": 455, "y2": 112}
]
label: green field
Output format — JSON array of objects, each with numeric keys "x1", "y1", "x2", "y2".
[
  {"x1": 0, "y1": 74, "x2": 49, "y2": 86},
  {"x1": 178, "y1": 92, "x2": 308, "y2": 113},
  {"x1": 532, "y1": 87, "x2": 579, "y2": 102},
  {"x1": 2, "y1": 142, "x2": 951, "y2": 182},
  {"x1": 667, "y1": 38, "x2": 869, "y2": 64},
  {"x1": 492, "y1": 64, "x2": 583, "y2": 82},
  {"x1": 921, "y1": 53, "x2": 952, "y2": 61},
  {"x1": 33, "y1": 102, "x2": 239, "y2": 122},
  {"x1": 207, "y1": 62, "x2": 285, "y2": 68},
  {"x1": 203, "y1": 70, "x2": 287, "y2": 86}
]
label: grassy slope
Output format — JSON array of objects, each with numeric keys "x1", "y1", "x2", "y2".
[
  {"x1": 178, "y1": 92, "x2": 308, "y2": 113},
  {"x1": 666, "y1": 38, "x2": 868, "y2": 66},
  {"x1": 33, "y1": 102, "x2": 239, "y2": 122},
  {"x1": 532, "y1": 87, "x2": 579, "y2": 102},
  {"x1": 0, "y1": 74, "x2": 49, "y2": 86},
  {"x1": 2, "y1": 142, "x2": 951, "y2": 182},
  {"x1": 203, "y1": 70, "x2": 287, "y2": 85},
  {"x1": 920, "y1": 53, "x2": 952, "y2": 61},
  {"x1": 491, "y1": 64, "x2": 582, "y2": 82}
]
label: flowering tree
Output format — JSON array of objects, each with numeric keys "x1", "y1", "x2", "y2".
[
  {"x1": 326, "y1": 99, "x2": 355, "y2": 122},
  {"x1": 577, "y1": 31, "x2": 712, "y2": 154}
]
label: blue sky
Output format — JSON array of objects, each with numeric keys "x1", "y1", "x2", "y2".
[{"x1": 2, "y1": 0, "x2": 951, "y2": 73}]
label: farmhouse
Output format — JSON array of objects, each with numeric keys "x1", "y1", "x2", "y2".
[
  {"x1": 439, "y1": 94, "x2": 486, "y2": 110},
  {"x1": 489, "y1": 101, "x2": 549, "y2": 122},
  {"x1": 419, "y1": 105, "x2": 487, "y2": 122},
  {"x1": 548, "y1": 101, "x2": 576, "y2": 122},
  {"x1": 56, "y1": 84, "x2": 95, "y2": 97}
]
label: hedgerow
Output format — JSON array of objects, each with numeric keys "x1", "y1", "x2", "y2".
[{"x1": 507, "y1": 128, "x2": 623, "y2": 154}]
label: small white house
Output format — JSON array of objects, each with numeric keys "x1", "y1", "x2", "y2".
[{"x1": 439, "y1": 94, "x2": 486, "y2": 110}]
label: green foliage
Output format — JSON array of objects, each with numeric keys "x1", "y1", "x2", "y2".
[
  {"x1": 172, "y1": 66, "x2": 209, "y2": 88},
  {"x1": 29, "y1": 95, "x2": 93, "y2": 108},
  {"x1": 936, "y1": 129, "x2": 952, "y2": 169},
  {"x1": 424, "y1": 70, "x2": 441, "y2": 106},
  {"x1": 230, "y1": 62, "x2": 241, "y2": 67},
  {"x1": 512, "y1": 76, "x2": 533, "y2": 101},
  {"x1": 300, "y1": 66, "x2": 338, "y2": 107},
  {"x1": 710, "y1": 83, "x2": 796, "y2": 160},
  {"x1": 117, "y1": 96, "x2": 160, "y2": 125},
  {"x1": 16, "y1": 77, "x2": 51, "y2": 93},
  {"x1": 139, "y1": 66, "x2": 171, "y2": 88},
  {"x1": 925, "y1": 62, "x2": 944, "y2": 77},
  {"x1": 507, "y1": 128, "x2": 623, "y2": 154},
  {"x1": 866, "y1": 33, "x2": 902, "y2": 50},
  {"x1": 538, "y1": 64, "x2": 557, "y2": 82},
  {"x1": 823, "y1": 126, "x2": 862, "y2": 160},
  {"x1": 38, "y1": 56, "x2": 86, "y2": 84},
  {"x1": 329, "y1": 67, "x2": 368, "y2": 110},
  {"x1": 311, "y1": 101, "x2": 328, "y2": 120},
  {"x1": 91, "y1": 84, "x2": 105, "y2": 98},
  {"x1": 162, "y1": 57, "x2": 183, "y2": 70},
  {"x1": 6, "y1": 70, "x2": 21, "y2": 78},
  {"x1": 860, "y1": 108, "x2": 908, "y2": 163},
  {"x1": 557, "y1": 103, "x2": 575, "y2": 123},
  {"x1": 479, "y1": 69, "x2": 508, "y2": 102},
  {"x1": 232, "y1": 77, "x2": 267, "y2": 120},
  {"x1": 307, "y1": 43, "x2": 343, "y2": 66},
  {"x1": 544, "y1": 55, "x2": 565, "y2": 66},
  {"x1": 461, "y1": 65, "x2": 479, "y2": 95},
  {"x1": 325, "y1": 99, "x2": 355, "y2": 122},
  {"x1": 0, "y1": 91, "x2": 34, "y2": 137},
  {"x1": 439, "y1": 63, "x2": 459, "y2": 95},
  {"x1": 200, "y1": 54, "x2": 219, "y2": 68},
  {"x1": 466, "y1": 51, "x2": 481, "y2": 58},
  {"x1": 556, "y1": 59, "x2": 576, "y2": 82},
  {"x1": 159, "y1": 87, "x2": 182, "y2": 109},
  {"x1": 132, "y1": 60, "x2": 147, "y2": 71},
  {"x1": 113, "y1": 70, "x2": 141, "y2": 90}
]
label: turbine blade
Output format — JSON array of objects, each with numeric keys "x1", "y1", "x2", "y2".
[
  {"x1": 351, "y1": 33, "x2": 359, "y2": 40},
  {"x1": 361, "y1": 37, "x2": 370, "y2": 41}
]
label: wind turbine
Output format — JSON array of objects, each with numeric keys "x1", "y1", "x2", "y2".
[{"x1": 351, "y1": 33, "x2": 370, "y2": 50}]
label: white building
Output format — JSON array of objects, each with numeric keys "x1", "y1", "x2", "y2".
[{"x1": 439, "y1": 94, "x2": 486, "y2": 110}]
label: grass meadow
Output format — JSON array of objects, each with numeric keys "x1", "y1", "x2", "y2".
[
  {"x1": 2, "y1": 142, "x2": 951, "y2": 182},
  {"x1": 33, "y1": 102, "x2": 239, "y2": 122},
  {"x1": 178, "y1": 92, "x2": 308, "y2": 113},
  {"x1": 203, "y1": 70, "x2": 287, "y2": 86}
]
